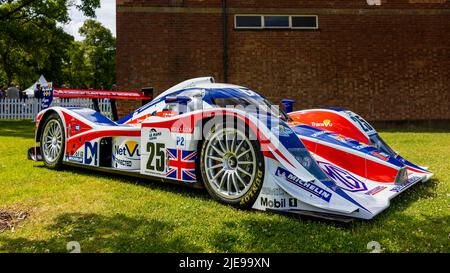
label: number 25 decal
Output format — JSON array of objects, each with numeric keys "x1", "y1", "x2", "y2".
[{"x1": 147, "y1": 142, "x2": 165, "y2": 172}]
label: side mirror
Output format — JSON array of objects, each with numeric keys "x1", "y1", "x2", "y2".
[
  {"x1": 165, "y1": 96, "x2": 192, "y2": 115},
  {"x1": 281, "y1": 99, "x2": 295, "y2": 113}
]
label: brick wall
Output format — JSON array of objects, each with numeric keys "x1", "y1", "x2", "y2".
[{"x1": 116, "y1": 0, "x2": 450, "y2": 121}]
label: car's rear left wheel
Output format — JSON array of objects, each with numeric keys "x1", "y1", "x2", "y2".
[{"x1": 40, "y1": 113, "x2": 65, "y2": 169}]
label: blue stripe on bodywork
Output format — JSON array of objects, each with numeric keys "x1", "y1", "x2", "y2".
[{"x1": 67, "y1": 107, "x2": 116, "y2": 126}]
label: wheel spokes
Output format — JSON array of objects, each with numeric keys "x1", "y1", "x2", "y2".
[
  {"x1": 237, "y1": 149, "x2": 251, "y2": 159},
  {"x1": 204, "y1": 128, "x2": 257, "y2": 200},
  {"x1": 237, "y1": 166, "x2": 252, "y2": 177},
  {"x1": 208, "y1": 155, "x2": 224, "y2": 162}
]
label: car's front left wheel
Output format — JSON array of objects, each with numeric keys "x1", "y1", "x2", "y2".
[{"x1": 200, "y1": 125, "x2": 264, "y2": 208}]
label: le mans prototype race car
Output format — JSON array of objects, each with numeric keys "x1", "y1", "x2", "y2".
[{"x1": 28, "y1": 77, "x2": 433, "y2": 221}]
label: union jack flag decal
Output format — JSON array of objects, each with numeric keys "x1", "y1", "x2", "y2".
[{"x1": 166, "y1": 148, "x2": 197, "y2": 182}]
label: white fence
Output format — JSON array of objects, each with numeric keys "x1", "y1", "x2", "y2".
[{"x1": 0, "y1": 98, "x2": 112, "y2": 120}]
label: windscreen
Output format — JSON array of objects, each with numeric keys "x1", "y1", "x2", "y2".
[{"x1": 206, "y1": 88, "x2": 291, "y2": 122}]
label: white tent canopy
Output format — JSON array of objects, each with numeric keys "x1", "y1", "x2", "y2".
[{"x1": 24, "y1": 75, "x2": 49, "y2": 97}]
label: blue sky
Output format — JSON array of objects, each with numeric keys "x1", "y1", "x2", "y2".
[{"x1": 63, "y1": 0, "x2": 116, "y2": 40}]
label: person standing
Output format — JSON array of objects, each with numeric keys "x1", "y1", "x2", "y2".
[
  {"x1": 6, "y1": 84, "x2": 20, "y2": 99},
  {"x1": 34, "y1": 83, "x2": 42, "y2": 99}
]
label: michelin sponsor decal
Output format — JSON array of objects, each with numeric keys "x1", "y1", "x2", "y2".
[
  {"x1": 275, "y1": 167, "x2": 332, "y2": 202},
  {"x1": 66, "y1": 150, "x2": 84, "y2": 163}
]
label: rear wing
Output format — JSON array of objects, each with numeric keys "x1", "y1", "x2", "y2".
[
  {"x1": 44, "y1": 86, "x2": 153, "y2": 121},
  {"x1": 53, "y1": 88, "x2": 152, "y2": 100}
]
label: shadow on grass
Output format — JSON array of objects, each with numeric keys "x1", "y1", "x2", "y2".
[
  {"x1": 0, "y1": 120, "x2": 35, "y2": 139},
  {"x1": 58, "y1": 164, "x2": 211, "y2": 202},
  {"x1": 0, "y1": 176, "x2": 443, "y2": 252},
  {"x1": 209, "y1": 179, "x2": 445, "y2": 252},
  {"x1": 36, "y1": 164, "x2": 441, "y2": 227},
  {"x1": 0, "y1": 213, "x2": 203, "y2": 252},
  {"x1": 207, "y1": 211, "x2": 449, "y2": 252}
]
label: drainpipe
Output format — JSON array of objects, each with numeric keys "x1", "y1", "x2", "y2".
[{"x1": 222, "y1": 0, "x2": 228, "y2": 83}]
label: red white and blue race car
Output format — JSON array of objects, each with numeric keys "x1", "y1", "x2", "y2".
[{"x1": 28, "y1": 77, "x2": 433, "y2": 221}]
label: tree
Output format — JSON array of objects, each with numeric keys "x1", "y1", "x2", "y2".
[
  {"x1": 0, "y1": 0, "x2": 100, "y2": 22},
  {"x1": 0, "y1": 0, "x2": 100, "y2": 86},
  {"x1": 61, "y1": 20, "x2": 116, "y2": 90}
]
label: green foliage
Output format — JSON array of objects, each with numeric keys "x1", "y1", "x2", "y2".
[
  {"x1": 0, "y1": 0, "x2": 100, "y2": 22},
  {"x1": 0, "y1": 120, "x2": 449, "y2": 253},
  {"x1": 0, "y1": 0, "x2": 111, "y2": 88},
  {"x1": 63, "y1": 19, "x2": 116, "y2": 89}
]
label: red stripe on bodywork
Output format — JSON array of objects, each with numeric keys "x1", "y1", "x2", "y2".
[
  {"x1": 289, "y1": 110, "x2": 369, "y2": 144},
  {"x1": 302, "y1": 138, "x2": 398, "y2": 183}
]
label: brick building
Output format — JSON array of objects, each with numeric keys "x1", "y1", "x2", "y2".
[{"x1": 116, "y1": 0, "x2": 450, "y2": 123}]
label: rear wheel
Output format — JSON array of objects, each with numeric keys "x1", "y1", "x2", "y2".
[
  {"x1": 200, "y1": 125, "x2": 264, "y2": 208},
  {"x1": 40, "y1": 113, "x2": 65, "y2": 169}
]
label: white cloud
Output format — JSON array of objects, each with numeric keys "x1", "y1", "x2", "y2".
[{"x1": 63, "y1": 0, "x2": 116, "y2": 41}]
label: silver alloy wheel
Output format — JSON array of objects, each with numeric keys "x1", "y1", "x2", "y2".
[
  {"x1": 42, "y1": 119, "x2": 63, "y2": 163},
  {"x1": 204, "y1": 127, "x2": 257, "y2": 200}
]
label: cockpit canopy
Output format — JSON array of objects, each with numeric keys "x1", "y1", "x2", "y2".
[{"x1": 118, "y1": 82, "x2": 290, "y2": 124}]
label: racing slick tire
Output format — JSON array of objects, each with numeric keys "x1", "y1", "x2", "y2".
[
  {"x1": 40, "y1": 112, "x2": 65, "y2": 169},
  {"x1": 200, "y1": 124, "x2": 265, "y2": 209}
]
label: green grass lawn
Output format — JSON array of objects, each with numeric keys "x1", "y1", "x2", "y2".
[{"x1": 0, "y1": 120, "x2": 448, "y2": 253}]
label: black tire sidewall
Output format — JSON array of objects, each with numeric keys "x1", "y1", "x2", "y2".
[
  {"x1": 200, "y1": 124, "x2": 265, "y2": 209},
  {"x1": 40, "y1": 113, "x2": 65, "y2": 169}
]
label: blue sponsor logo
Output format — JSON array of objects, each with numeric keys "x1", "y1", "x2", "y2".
[
  {"x1": 317, "y1": 161, "x2": 367, "y2": 192},
  {"x1": 272, "y1": 125, "x2": 293, "y2": 137},
  {"x1": 390, "y1": 176, "x2": 421, "y2": 193},
  {"x1": 275, "y1": 167, "x2": 332, "y2": 202},
  {"x1": 84, "y1": 142, "x2": 98, "y2": 165},
  {"x1": 365, "y1": 185, "x2": 387, "y2": 196},
  {"x1": 41, "y1": 85, "x2": 53, "y2": 109}
]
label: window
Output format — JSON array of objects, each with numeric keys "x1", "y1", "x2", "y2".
[
  {"x1": 264, "y1": 16, "x2": 290, "y2": 28},
  {"x1": 234, "y1": 15, "x2": 319, "y2": 30},
  {"x1": 235, "y1": 15, "x2": 262, "y2": 29},
  {"x1": 291, "y1": 16, "x2": 318, "y2": 29}
]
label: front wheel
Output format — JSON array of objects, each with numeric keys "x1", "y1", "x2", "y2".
[
  {"x1": 40, "y1": 113, "x2": 65, "y2": 169},
  {"x1": 200, "y1": 125, "x2": 264, "y2": 208}
]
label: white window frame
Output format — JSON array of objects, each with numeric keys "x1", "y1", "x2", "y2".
[{"x1": 234, "y1": 14, "x2": 319, "y2": 30}]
